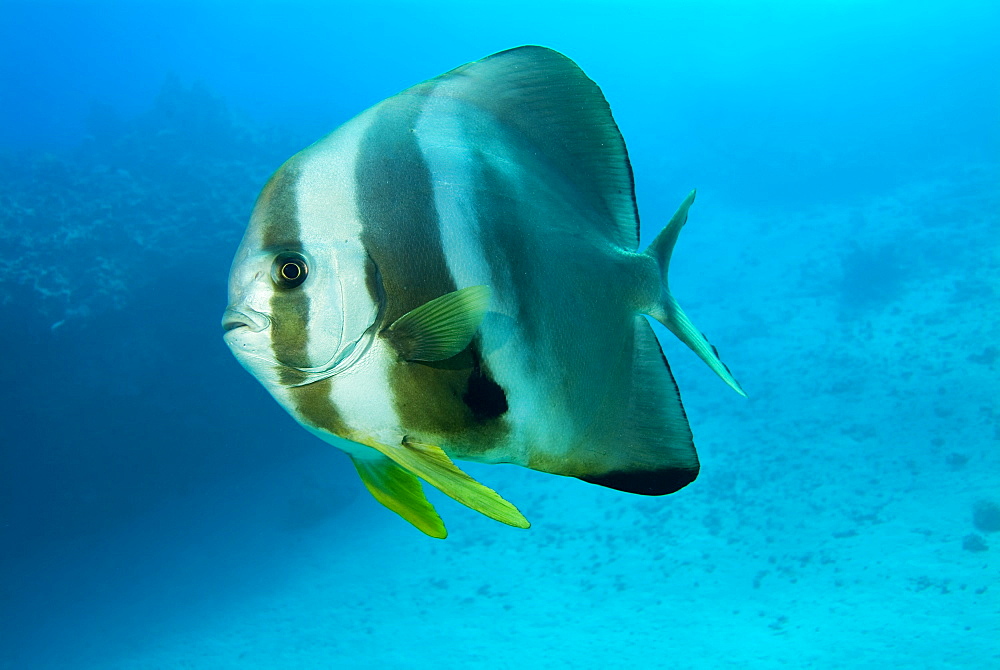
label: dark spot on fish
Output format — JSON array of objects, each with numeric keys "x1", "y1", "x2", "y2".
[
  {"x1": 391, "y1": 351, "x2": 508, "y2": 439},
  {"x1": 463, "y1": 348, "x2": 508, "y2": 422},
  {"x1": 579, "y1": 466, "x2": 699, "y2": 496}
]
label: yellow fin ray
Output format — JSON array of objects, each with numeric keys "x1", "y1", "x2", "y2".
[
  {"x1": 372, "y1": 438, "x2": 530, "y2": 529},
  {"x1": 351, "y1": 455, "x2": 447, "y2": 538}
]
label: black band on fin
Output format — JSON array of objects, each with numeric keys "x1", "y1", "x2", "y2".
[{"x1": 579, "y1": 467, "x2": 698, "y2": 496}]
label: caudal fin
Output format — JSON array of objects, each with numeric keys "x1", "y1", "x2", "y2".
[{"x1": 645, "y1": 191, "x2": 746, "y2": 397}]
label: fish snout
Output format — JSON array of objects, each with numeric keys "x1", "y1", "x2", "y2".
[{"x1": 222, "y1": 307, "x2": 270, "y2": 334}]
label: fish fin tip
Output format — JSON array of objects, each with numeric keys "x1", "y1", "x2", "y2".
[
  {"x1": 527, "y1": 317, "x2": 700, "y2": 495},
  {"x1": 579, "y1": 465, "x2": 699, "y2": 496},
  {"x1": 645, "y1": 193, "x2": 744, "y2": 395},
  {"x1": 585, "y1": 317, "x2": 700, "y2": 494},
  {"x1": 351, "y1": 455, "x2": 448, "y2": 538},
  {"x1": 410, "y1": 46, "x2": 640, "y2": 250},
  {"x1": 374, "y1": 437, "x2": 530, "y2": 529}
]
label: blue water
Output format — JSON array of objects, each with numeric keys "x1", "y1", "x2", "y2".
[{"x1": 2, "y1": 2, "x2": 998, "y2": 667}]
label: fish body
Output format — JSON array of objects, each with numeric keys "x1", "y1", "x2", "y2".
[{"x1": 223, "y1": 46, "x2": 743, "y2": 537}]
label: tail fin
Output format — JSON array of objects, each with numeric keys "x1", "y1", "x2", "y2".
[{"x1": 645, "y1": 190, "x2": 746, "y2": 397}]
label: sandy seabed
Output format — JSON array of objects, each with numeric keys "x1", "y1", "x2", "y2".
[{"x1": 4, "y1": 167, "x2": 997, "y2": 670}]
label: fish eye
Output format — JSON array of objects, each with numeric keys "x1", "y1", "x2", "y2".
[{"x1": 271, "y1": 252, "x2": 309, "y2": 289}]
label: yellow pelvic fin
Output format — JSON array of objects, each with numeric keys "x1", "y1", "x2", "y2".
[
  {"x1": 383, "y1": 285, "x2": 491, "y2": 362},
  {"x1": 372, "y1": 438, "x2": 530, "y2": 530},
  {"x1": 351, "y1": 455, "x2": 447, "y2": 539}
]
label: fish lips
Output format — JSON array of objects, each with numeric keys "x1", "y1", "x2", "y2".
[{"x1": 221, "y1": 307, "x2": 270, "y2": 335}]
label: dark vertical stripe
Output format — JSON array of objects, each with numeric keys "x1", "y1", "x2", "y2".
[
  {"x1": 354, "y1": 97, "x2": 455, "y2": 322},
  {"x1": 256, "y1": 161, "x2": 312, "y2": 377},
  {"x1": 287, "y1": 379, "x2": 349, "y2": 436},
  {"x1": 258, "y1": 160, "x2": 304, "y2": 251},
  {"x1": 354, "y1": 96, "x2": 508, "y2": 450},
  {"x1": 253, "y1": 157, "x2": 345, "y2": 433}
]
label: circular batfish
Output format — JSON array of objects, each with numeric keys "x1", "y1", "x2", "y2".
[{"x1": 223, "y1": 46, "x2": 744, "y2": 538}]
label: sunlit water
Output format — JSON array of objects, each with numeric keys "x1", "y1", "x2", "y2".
[{"x1": 2, "y1": 2, "x2": 997, "y2": 667}]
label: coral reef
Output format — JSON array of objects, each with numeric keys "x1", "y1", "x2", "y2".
[{"x1": 0, "y1": 77, "x2": 295, "y2": 323}]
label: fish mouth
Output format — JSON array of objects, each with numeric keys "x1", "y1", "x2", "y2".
[{"x1": 222, "y1": 307, "x2": 270, "y2": 334}]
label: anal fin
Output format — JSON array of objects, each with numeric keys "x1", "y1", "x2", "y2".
[
  {"x1": 572, "y1": 316, "x2": 700, "y2": 495},
  {"x1": 372, "y1": 438, "x2": 530, "y2": 530},
  {"x1": 351, "y1": 455, "x2": 447, "y2": 538}
]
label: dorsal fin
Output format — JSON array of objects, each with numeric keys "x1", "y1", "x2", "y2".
[{"x1": 402, "y1": 45, "x2": 639, "y2": 250}]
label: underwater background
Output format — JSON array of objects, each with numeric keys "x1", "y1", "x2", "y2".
[{"x1": 1, "y1": 1, "x2": 998, "y2": 667}]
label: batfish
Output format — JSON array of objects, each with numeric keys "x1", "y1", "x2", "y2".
[{"x1": 222, "y1": 46, "x2": 744, "y2": 538}]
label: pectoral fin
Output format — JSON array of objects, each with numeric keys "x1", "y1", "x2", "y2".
[
  {"x1": 371, "y1": 438, "x2": 530, "y2": 529},
  {"x1": 383, "y1": 285, "x2": 491, "y2": 362},
  {"x1": 351, "y1": 454, "x2": 447, "y2": 538}
]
